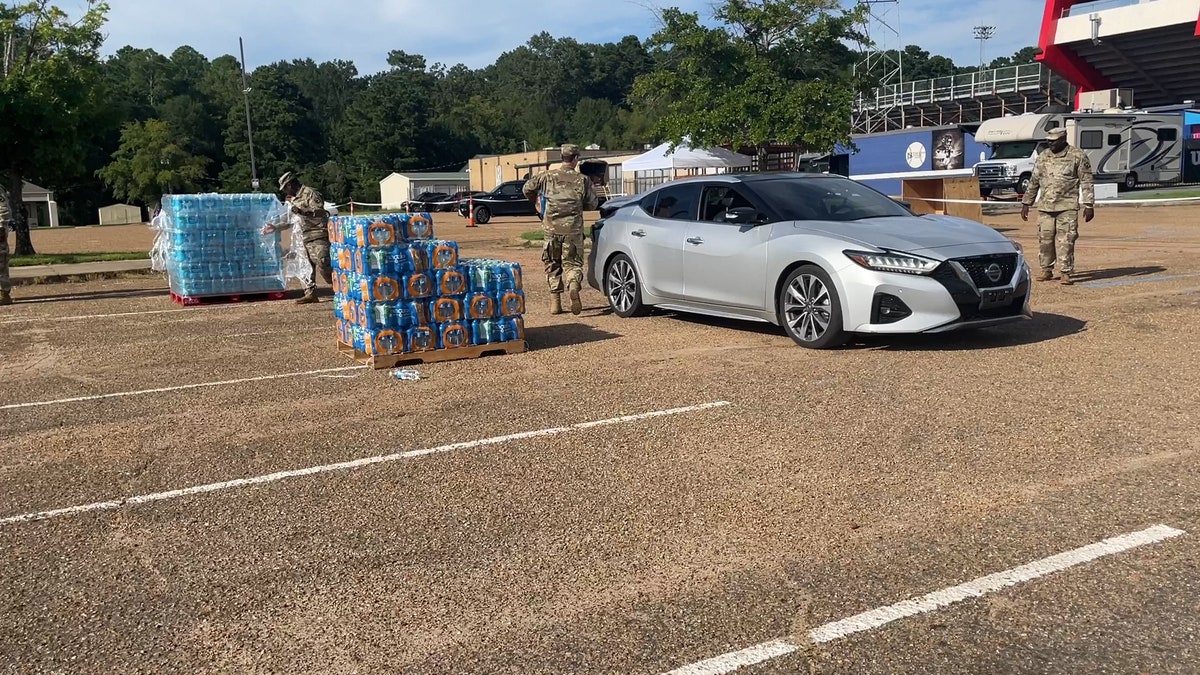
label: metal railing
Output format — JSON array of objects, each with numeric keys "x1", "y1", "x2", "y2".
[{"x1": 857, "y1": 63, "x2": 1051, "y2": 111}]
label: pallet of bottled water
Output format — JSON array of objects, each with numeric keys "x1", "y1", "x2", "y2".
[
  {"x1": 151, "y1": 193, "x2": 294, "y2": 305},
  {"x1": 331, "y1": 212, "x2": 527, "y2": 368}
]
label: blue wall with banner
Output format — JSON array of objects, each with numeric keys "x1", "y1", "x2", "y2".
[{"x1": 832, "y1": 126, "x2": 990, "y2": 196}]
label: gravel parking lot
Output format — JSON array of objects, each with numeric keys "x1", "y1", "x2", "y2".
[{"x1": 2, "y1": 205, "x2": 1199, "y2": 673}]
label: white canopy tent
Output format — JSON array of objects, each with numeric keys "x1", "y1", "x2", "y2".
[{"x1": 621, "y1": 141, "x2": 753, "y2": 173}]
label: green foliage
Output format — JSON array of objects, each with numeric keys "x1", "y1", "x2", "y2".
[
  {"x1": 97, "y1": 119, "x2": 209, "y2": 207},
  {"x1": 0, "y1": 0, "x2": 110, "y2": 252},
  {"x1": 0, "y1": 2, "x2": 1038, "y2": 240},
  {"x1": 632, "y1": 0, "x2": 867, "y2": 161}
]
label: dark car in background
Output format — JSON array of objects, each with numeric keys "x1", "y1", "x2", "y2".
[
  {"x1": 402, "y1": 191, "x2": 449, "y2": 212},
  {"x1": 456, "y1": 180, "x2": 538, "y2": 224}
]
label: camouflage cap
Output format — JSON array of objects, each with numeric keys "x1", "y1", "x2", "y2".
[
  {"x1": 278, "y1": 171, "x2": 296, "y2": 190},
  {"x1": 1046, "y1": 127, "x2": 1067, "y2": 140},
  {"x1": 560, "y1": 143, "x2": 580, "y2": 158}
]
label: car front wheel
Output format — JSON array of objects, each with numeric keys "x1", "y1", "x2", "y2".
[
  {"x1": 779, "y1": 265, "x2": 846, "y2": 349},
  {"x1": 605, "y1": 254, "x2": 647, "y2": 318},
  {"x1": 474, "y1": 206, "x2": 491, "y2": 224}
]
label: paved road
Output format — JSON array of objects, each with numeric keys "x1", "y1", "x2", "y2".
[{"x1": 2, "y1": 209, "x2": 1199, "y2": 673}]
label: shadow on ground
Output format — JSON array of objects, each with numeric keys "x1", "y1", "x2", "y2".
[
  {"x1": 1071, "y1": 266, "x2": 1167, "y2": 283},
  {"x1": 631, "y1": 309, "x2": 1086, "y2": 351},
  {"x1": 525, "y1": 323, "x2": 623, "y2": 350},
  {"x1": 14, "y1": 286, "x2": 171, "y2": 304},
  {"x1": 851, "y1": 312, "x2": 1087, "y2": 351}
]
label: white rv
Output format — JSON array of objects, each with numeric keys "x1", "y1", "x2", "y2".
[
  {"x1": 1065, "y1": 112, "x2": 1182, "y2": 190},
  {"x1": 972, "y1": 113, "x2": 1064, "y2": 196}
]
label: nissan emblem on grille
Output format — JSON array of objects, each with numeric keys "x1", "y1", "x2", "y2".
[{"x1": 985, "y1": 263, "x2": 1003, "y2": 283}]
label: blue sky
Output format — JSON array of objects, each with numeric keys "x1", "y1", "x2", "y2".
[{"x1": 89, "y1": 0, "x2": 1046, "y2": 74}]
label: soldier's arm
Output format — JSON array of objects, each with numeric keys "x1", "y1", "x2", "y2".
[
  {"x1": 582, "y1": 178, "x2": 600, "y2": 211},
  {"x1": 1022, "y1": 158, "x2": 1042, "y2": 206},
  {"x1": 522, "y1": 173, "x2": 545, "y2": 203},
  {"x1": 1079, "y1": 152, "x2": 1095, "y2": 207}
]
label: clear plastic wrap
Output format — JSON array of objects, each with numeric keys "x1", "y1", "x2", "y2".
[
  {"x1": 330, "y1": 212, "x2": 527, "y2": 357},
  {"x1": 152, "y1": 193, "x2": 292, "y2": 297}
]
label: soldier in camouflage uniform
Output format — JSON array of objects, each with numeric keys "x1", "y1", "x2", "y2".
[
  {"x1": 264, "y1": 171, "x2": 332, "y2": 304},
  {"x1": 522, "y1": 144, "x2": 599, "y2": 315},
  {"x1": 0, "y1": 189, "x2": 11, "y2": 306},
  {"x1": 1021, "y1": 127, "x2": 1095, "y2": 285}
]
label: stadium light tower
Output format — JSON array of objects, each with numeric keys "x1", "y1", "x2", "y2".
[{"x1": 973, "y1": 25, "x2": 996, "y2": 70}]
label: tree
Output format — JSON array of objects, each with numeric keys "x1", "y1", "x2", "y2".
[
  {"x1": 632, "y1": 0, "x2": 867, "y2": 169},
  {"x1": 333, "y1": 51, "x2": 437, "y2": 201},
  {"x1": 989, "y1": 46, "x2": 1040, "y2": 70},
  {"x1": 97, "y1": 119, "x2": 209, "y2": 208},
  {"x1": 0, "y1": 0, "x2": 109, "y2": 254}
]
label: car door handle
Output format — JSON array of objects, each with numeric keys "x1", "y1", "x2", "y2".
[
  {"x1": 631, "y1": 230, "x2": 646, "y2": 237},
  {"x1": 686, "y1": 237, "x2": 704, "y2": 245}
]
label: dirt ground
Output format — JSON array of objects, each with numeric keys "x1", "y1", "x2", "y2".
[{"x1": 2, "y1": 205, "x2": 1200, "y2": 674}]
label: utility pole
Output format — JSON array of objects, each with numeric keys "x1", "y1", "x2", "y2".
[
  {"x1": 239, "y1": 37, "x2": 259, "y2": 192},
  {"x1": 973, "y1": 25, "x2": 996, "y2": 70}
]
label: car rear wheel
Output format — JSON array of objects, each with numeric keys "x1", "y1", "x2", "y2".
[
  {"x1": 605, "y1": 254, "x2": 647, "y2": 318},
  {"x1": 779, "y1": 265, "x2": 846, "y2": 349},
  {"x1": 474, "y1": 206, "x2": 491, "y2": 224}
]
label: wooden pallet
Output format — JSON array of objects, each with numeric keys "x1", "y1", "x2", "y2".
[
  {"x1": 171, "y1": 290, "x2": 288, "y2": 306},
  {"x1": 337, "y1": 338, "x2": 527, "y2": 369}
]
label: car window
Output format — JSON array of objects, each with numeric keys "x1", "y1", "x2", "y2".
[
  {"x1": 748, "y1": 177, "x2": 914, "y2": 222},
  {"x1": 499, "y1": 183, "x2": 521, "y2": 196},
  {"x1": 648, "y1": 183, "x2": 702, "y2": 221},
  {"x1": 700, "y1": 186, "x2": 756, "y2": 223}
]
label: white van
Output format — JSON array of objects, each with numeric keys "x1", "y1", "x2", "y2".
[
  {"x1": 972, "y1": 113, "x2": 1064, "y2": 196},
  {"x1": 1065, "y1": 112, "x2": 1182, "y2": 190}
]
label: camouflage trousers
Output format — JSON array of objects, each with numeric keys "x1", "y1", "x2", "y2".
[
  {"x1": 1037, "y1": 210, "x2": 1080, "y2": 274},
  {"x1": 304, "y1": 238, "x2": 333, "y2": 292},
  {"x1": 0, "y1": 224, "x2": 9, "y2": 293},
  {"x1": 542, "y1": 231, "x2": 584, "y2": 294}
]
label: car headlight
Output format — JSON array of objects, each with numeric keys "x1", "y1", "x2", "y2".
[
  {"x1": 844, "y1": 250, "x2": 940, "y2": 275},
  {"x1": 1006, "y1": 165, "x2": 1019, "y2": 176}
]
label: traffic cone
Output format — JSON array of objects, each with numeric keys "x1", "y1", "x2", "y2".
[{"x1": 466, "y1": 194, "x2": 477, "y2": 228}]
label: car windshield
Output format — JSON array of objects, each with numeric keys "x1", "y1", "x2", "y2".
[
  {"x1": 989, "y1": 141, "x2": 1040, "y2": 159},
  {"x1": 751, "y1": 177, "x2": 913, "y2": 222}
]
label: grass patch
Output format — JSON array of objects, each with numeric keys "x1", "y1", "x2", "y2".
[
  {"x1": 1133, "y1": 189, "x2": 1200, "y2": 200},
  {"x1": 520, "y1": 226, "x2": 592, "y2": 242},
  {"x1": 10, "y1": 251, "x2": 148, "y2": 267}
]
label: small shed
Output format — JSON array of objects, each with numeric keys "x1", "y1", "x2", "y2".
[
  {"x1": 18, "y1": 181, "x2": 61, "y2": 227},
  {"x1": 380, "y1": 172, "x2": 471, "y2": 209},
  {"x1": 98, "y1": 203, "x2": 145, "y2": 225}
]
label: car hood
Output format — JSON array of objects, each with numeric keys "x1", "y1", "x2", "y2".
[{"x1": 792, "y1": 215, "x2": 1016, "y2": 259}]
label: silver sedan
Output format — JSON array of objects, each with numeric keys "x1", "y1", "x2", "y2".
[{"x1": 586, "y1": 173, "x2": 1032, "y2": 349}]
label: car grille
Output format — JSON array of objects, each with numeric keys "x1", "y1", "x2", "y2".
[
  {"x1": 975, "y1": 165, "x2": 1004, "y2": 180},
  {"x1": 955, "y1": 253, "x2": 1018, "y2": 288}
]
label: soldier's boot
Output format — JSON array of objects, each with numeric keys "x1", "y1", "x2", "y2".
[
  {"x1": 0, "y1": 290, "x2": 12, "y2": 306},
  {"x1": 567, "y1": 281, "x2": 582, "y2": 315},
  {"x1": 1035, "y1": 269, "x2": 1054, "y2": 282},
  {"x1": 1059, "y1": 271, "x2": 1074, "y2": 286},
  {"x1": 296, "y1": 288, "x2": 320, "y2": 304},
  {"x1": 550, "y1": 293, "x2": 563, "y2": 315}
]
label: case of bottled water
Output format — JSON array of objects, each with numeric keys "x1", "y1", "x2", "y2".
[
  {"x1": 331, "y1": 213, "x2": 526, "y2": 357},
  {"x1": 150, "y1": 193, "x2": 301, "y2": 298}
]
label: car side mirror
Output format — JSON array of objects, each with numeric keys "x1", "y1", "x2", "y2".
[{"x1": 722, "y1": 207, "x2": 763, "y2": 225}]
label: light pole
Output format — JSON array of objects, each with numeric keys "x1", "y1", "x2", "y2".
[
  {"x1": 973, "y1": 25, "x2": 996, "y2": 70},
  {"x1": 239, "y1": 37, "x2": 259, "y2": 192}
]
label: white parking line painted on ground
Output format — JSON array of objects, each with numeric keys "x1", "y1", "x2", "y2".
[
  {"x1": 663, "y1": 524, "x2": 1185, "y2": 675},
  {"x1": 0, "y1": 366, "x2": 367, "y2": 411},
  {"x1": 0, "y1": 401, "x2": 731, "y2": 526},
  {"x1": 0, "y1": 307, "x2": 199, "y2": 324}
]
